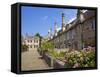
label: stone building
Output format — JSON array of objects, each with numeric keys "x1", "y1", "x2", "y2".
[
  {"x1": 48, "y1": 9, "x2": 96, "y2": 50},
  {"x1": 22, "y1": 35, "x2": 40, "y2": 51},
  {"x1": 80, "y1": 10, "x2": 95, "y2": 48}
]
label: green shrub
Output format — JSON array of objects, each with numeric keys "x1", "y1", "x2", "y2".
[
  {"x1": 22, "y1": 44, "x2": 28, "y2": 52},
  {"x1": 41, "y1": 42, "x2": 54, "y2": 52}
]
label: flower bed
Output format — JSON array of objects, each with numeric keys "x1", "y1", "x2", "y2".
[
  {"x1": 48, "y1": 48, "x2": 95, "y2": 68},
  {"x1": 40, "y1": 41, "x2": 95, "y2": 68},
  {"x1": 64, "y1": 50, "x2": 95, "y2": 68}
]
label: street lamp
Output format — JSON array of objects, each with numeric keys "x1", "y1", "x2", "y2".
[{"x1": 79, "y1": 10, "x2": 85, "y2": 49}]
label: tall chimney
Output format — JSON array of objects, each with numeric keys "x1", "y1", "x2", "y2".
[
  {"x1": 62, "y1": 13, "x2": 65, "y2": 31},
  {"x1": 54, "y1": 22, "x2": 57, "y2": 36}
]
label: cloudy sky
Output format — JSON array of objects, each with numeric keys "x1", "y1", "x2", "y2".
[{"x1": 21, "y1": 6, "x2": 77, "y2": 36}]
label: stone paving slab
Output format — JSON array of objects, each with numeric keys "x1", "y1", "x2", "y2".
[{"x1": 21, "y1": 50, "x2": 50, "y2": 71}]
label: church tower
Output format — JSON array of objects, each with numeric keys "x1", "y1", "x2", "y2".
[{"x1": 62, "y1": 13, "x2": 65, "y2": 32}]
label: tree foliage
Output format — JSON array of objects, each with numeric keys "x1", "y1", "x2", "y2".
[
  {"x1": 41, "y1": 42, "x2": 54, "y2": 52},
  {"x1": 22, "y1": 44, "x2": 28, "y2": 52}
]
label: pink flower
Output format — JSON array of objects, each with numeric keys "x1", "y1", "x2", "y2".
[{"x1": 73, "y1": 63, "x2": 80, "y2": 68}]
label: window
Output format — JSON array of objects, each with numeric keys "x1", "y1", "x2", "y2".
[
  {"x1": 36, "y1": 45, "x2": 38, "y2": 48},
  {"x1": 92, "y1": 20, "x2": 95, "y2": 30},
  {"x1": 67, "y1": 32, "x2": 69, "y2": 40},
  {"x1": 36, "y1": 40, "x2": 38, "y2": 43},
  {"x1": 34, "y1": 45, "x2": 35, "y2": 48},
  {"x1": 34, "y1": 40, "x2": 38, "y2": 43},
  {"x1": 30, "y1": 40, "x2": 32, "y2": 43},
  {"x1": 27, "y1": 40, "x2": 29, "y2": 43},
  {"x1": 34, "y1": 45, "x2": 38, "y2": 48},
  {"x1": 69, "y1": 30, "x2": 72, "y2": 39},
  {"x1": 72, "y1": 29, "x2": 75, "y2": 39}
]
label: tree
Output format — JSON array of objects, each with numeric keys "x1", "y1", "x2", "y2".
[
  {"x1": 22, "y1": 44, "x2": 28, "y2": 52},
  {"x1": 35, "y1": 33, "x2": 43, "y2": 47},
  {"x1": 35, "y1": 33, "x2": 41, "y2": 37},
  {"x1": 41, "y1": 42, "x2": 54, "y2": 52}
]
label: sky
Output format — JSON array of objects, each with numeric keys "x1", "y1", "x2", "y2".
[{"x1": 21, "y1": 6, "x2": 77, "y2": 37}]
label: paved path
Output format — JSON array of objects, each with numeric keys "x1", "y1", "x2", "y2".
[{"x1": 21, "y1": 49, "x2": 50, "y2": 71}]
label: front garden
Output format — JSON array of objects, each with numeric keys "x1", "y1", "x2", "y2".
[{"x1": 38, "y1": 42, "x2": 95, "y2": 68}]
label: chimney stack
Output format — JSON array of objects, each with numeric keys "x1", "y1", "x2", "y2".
[
  {"x1": 54, "y1": 22, "x2": 57, "y2": 36},
  {"x1": 62, "y1": 13, "x2": 65, "y2": 31}
]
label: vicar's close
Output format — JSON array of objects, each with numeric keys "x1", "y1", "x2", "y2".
[{"x1": 47, "y1": 9, "x2": 95, "y2": 50}]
